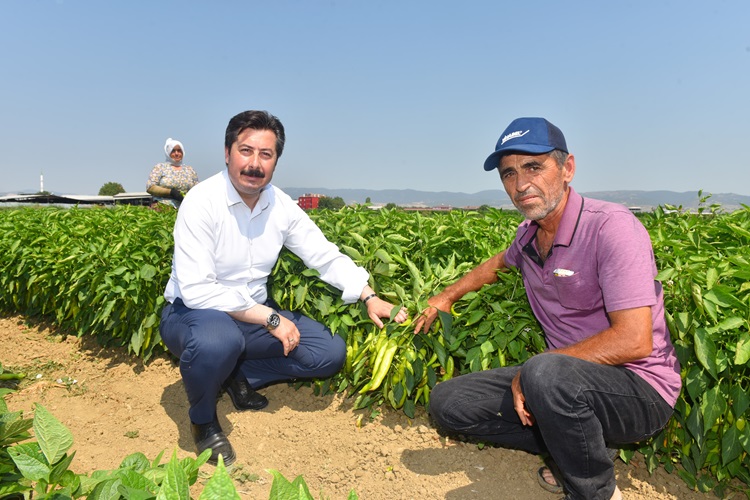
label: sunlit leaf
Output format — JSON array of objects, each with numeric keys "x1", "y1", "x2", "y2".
[{"x1": 33, "y1": 403, "x2": 74, "y2": 465}]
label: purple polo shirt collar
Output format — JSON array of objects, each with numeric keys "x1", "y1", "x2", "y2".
[{"x1": 518, "y1": 187, "x2": 584, "y2": 266}]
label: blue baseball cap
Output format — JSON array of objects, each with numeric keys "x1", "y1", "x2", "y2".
[{"x1": 483, "y1": 117, "x2": 568, "y2": 171}]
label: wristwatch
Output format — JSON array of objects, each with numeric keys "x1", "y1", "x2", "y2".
[{"x1": 266, "y1": 311, "x2": 281, "y2": 331}]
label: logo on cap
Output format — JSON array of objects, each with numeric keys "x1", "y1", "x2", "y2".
[{"x1": 501, "y1": 130, "x2": 529, "y2": 145}]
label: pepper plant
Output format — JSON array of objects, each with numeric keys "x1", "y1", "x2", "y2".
[{"x1": 1, "y1": 202, "x2": 749, "y2": 494}]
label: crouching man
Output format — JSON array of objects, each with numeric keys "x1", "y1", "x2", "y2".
[
  {"x1": 415, "y1": 117, "x2": 681, "y2": 500},
  {"x1": 160, "y1": 110, "x2": 407, "y2": 465}
]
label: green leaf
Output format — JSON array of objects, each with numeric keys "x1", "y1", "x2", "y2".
[
  {"x1": 678, "y1": 469, "x2": 697, "y2": 489},
  {"x1": 7, "y1": 442, "x2": 51, "y2": 482},
  {"x1": 340, "y1": 245, "x2": 363, "y2": 261},
  {"x1": 290, "y1": 474, "x2": 315, "y2": 498},
  {"x1": 403, "y1": 399, "x2": 416, "y2": 419},
  {"x1": 726, "y1": 222, "x2": 750, "y2": 240},
  {"x1": 49, "y1": 450, "x2": 76, "y2": 485},
  {"x1": 0, "y1": 412, "x2": 33, "y2": 447},
  {"x1": 480, "y1": 340, "x2": 494, "y2": 357},
  {"x1": 268, "y1": 469, "x2": 314, "y2": 500},
  {"x1": 293, "y1": 268, "x2": 310, "y2": 279},
  {"x1": 739, "y1": 421, "x2": 750, "y2": 455},
  {"x1": 655, "y1": 268, "x2": 675, "y2": 281},
  {"x1": 293, "y1": 285, "x2": 308, "y2": 310},
  {"x1": 437, "y1": 308, "x2": 453, "y2": 335},
  {"x1": 703, "y1": 285, "x2": 746, "y2": 311},
  {"x1": 734, "y1": 333, "x2": 750, "y2": 365},
  {"x1": 0, "y1": 482, "x2": 32, "y2": 499},
  {"x1": 155, "y1": 452, "x2": 189, "y2": 500},
  {"x1": 691, "y1": 282, "x2": 705, "y2": 314},
  {"x1": 693, "y1": 328, "x2": 718, "y2": 380},
  {"x1": 715, "y1": 316, "x2": 745, "y2": 332},
  {"x1": 130, "y1": 328, "x2": 144, "y2": 356},
  {"x1": 729, "y1": 384, "x2": 750, "y2": 418},
  {"x1": 142, "y1": 313, "x2": 158, "y2": 329},
  {"x1": 88, "y1": 477, "x2": 124, "y2": 499},
  {"x1": 431, "y1": 337, "x2": 447, "y2": 368},
  {"x1": 199, "y1": 455, "x2": 240, "y2": 500},
  {"x1": 464, "y1": 310, "x2": 484, "y2": 326},
  {"x1": 340, "y1": 314, "x2": 355, "y2": 327},
  {"x1": 33, "y1": 403, "x2": 74, "y2": 465},
  {"x1": 721, "y1": 424, "x2": 743, "y2": 465},
  {"x1": 684, "y1": 365, "x2": 709, "y2": 403},
  {"x1": 705, "y1": 267, "x2": 718, "y2": 289},
  {"x1": 119, "y1": 485, "x2": 158, "y2": 500},
  {"x1": 140, "y1": 263, "x2": 157, "y2": 280},
  {"x1": 117, "y1": 467, "x2": 158, "y2": 491},
  {"x1": 700, "y1": 385, "x2": 727, "y2": 435},
  {"x1": 685, "y1": 405, "x2": 704, "y2": 450},
  {"x1": 373, "y1": 248, "x2": 393, "y2": 264}
]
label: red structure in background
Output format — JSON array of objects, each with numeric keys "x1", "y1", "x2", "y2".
[{"x1": 297, "y1": 193, "x2": 322, "y2": 210}]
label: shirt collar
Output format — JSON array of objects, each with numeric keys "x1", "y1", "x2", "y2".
[
  {"x1": 516, "y1": 187, "x2": 584, "y2": 255},
  {"x1": 220, "y1": 169, "x2": 273, "y2": 210}
]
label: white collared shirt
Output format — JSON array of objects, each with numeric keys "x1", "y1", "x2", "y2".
[{"x1": 164, "y1": 170, "x2": 369, "y2": 311}]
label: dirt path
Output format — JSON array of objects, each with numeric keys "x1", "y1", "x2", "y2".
[{"x1": 0, "y1": 314, "x2": 720, "y2": 499}]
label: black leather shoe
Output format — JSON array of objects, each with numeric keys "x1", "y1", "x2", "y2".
[
  {"x1": 223, "y1": 376, "x2": 269, "y2": 411},
  {"x1": 191, "y1": 419, "x2": 236, "y2": 466}
]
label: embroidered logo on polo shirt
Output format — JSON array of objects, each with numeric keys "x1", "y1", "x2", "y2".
[{"x1": 501, "y1": 129, "x2": 529, "y2": 145}]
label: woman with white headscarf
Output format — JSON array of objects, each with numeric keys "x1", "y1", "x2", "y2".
[{"x1": 146, "y1": 138, "x2": 200, "y2": 208}]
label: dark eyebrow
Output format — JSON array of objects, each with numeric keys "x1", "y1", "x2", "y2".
[
  {"x1": 237, "y1": 144, "x2": 276, "y2": 156},
  {"x1": 499, "y1": 159, "x2": 545, "y2": 176},
  {"x1": 521, "y1": 159, "x2": 544, "y2": 168},
  {"x1": 501, "y1": 159, "x2": 542, "y2": 169}
]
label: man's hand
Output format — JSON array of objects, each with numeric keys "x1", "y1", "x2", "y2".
[
  {"x1": 365, "y1": 296, "x2": 408, "y2": 328},
  {"x1": 413, "y1": 296, "x2": 452, "y2": 334},
  {"x1": 268, "y1": 316, "x2": 301, "y2": 356},
  {"x1": 511, "y1": 371, "x2": 535, "y2": 426}
]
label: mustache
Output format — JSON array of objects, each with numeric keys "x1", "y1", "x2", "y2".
[
  {"x1": 514, "y1": 188, "x2": 541, "y2": 203},
  {"x1": 241, "y1": 168, "x2": 265, "y2": 178}
]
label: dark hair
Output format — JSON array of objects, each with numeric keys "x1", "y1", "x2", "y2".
[{"x1": 224, "y1": 110, "x2": 286, "y2": 158}]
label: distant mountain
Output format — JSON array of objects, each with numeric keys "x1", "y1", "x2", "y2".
[
  {"x1": 3, "y1": 187, "x2": 748, "y2": 211},
  {"x1": 280, "y1": 187, "x2": 750, "y2": 211}
]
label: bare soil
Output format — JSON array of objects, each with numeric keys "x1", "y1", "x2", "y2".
[{"x1": 0, "y1": 314, "x2": 724, "y2": 499}]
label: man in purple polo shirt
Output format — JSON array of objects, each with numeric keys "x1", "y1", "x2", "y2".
[{"x1": 414, "y1": 117, "x2": 681, "y2": 500}]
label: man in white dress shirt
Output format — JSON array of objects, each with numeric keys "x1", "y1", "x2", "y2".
[{"x1": 159, "y1": 110, "x2": 408, "y2": 465}]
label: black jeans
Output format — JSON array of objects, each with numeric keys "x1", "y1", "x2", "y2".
[{"x1": 429, "y1": 354, "x2": 673, "y2": 500}]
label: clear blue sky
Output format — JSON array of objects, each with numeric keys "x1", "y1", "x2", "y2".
[{"x1": 1, "y1": 0, "x2": 748, "y2": 197}]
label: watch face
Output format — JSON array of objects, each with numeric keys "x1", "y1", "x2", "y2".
[{"x1": 267, "y1": 312, "x2": 281, "y2": 329}]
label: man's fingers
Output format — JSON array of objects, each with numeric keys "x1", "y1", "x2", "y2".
[
  {"x1": 413, "y1": 314, "x2": 431, "y2": 334},
  {"x1": 516, "y1": 407, "x2": 529, "y2": 425},
  {"x1": 371, "y1": 314, "x2": 384, "y2": 329},
  {"x1": 413, "y1": 318, "x2": 424, "y2": 334}
]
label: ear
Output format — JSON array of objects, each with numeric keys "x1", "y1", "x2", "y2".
[
  {"x1": 224, "y1": 146, "x2": 230, "y2": 166},
  {"x1": 563, "y1": 153, "x2": 576, "y2": 183}
]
